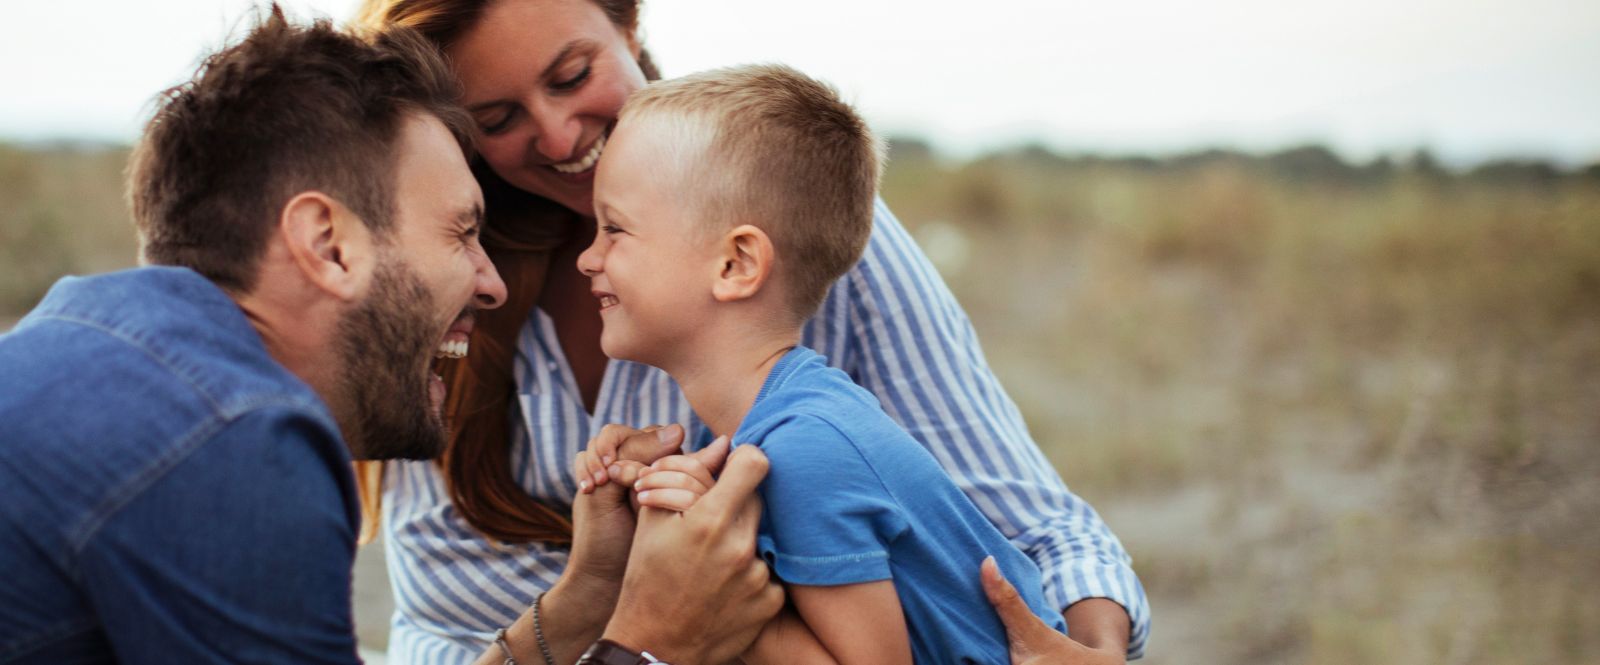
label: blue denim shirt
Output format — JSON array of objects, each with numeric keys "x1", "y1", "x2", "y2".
[{"x1": 0, "y1": 267, "x2": 361, "y2": 663}]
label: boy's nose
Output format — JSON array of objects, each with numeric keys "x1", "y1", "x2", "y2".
[{"x1": 575, "y1": 239, "x2": 602, "y2": 277}]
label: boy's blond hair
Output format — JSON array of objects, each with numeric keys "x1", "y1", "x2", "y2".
[{"x1": 619, "y1": 64, "x2": 884, "y2": 320}]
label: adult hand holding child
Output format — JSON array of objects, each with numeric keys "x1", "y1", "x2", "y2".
[{"x1": 982, "y1": 558, "x2": 1129, "y2": 665}]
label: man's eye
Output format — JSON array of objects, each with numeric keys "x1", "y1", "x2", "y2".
[
  {"x1": 601, "y1": 224, "x2": 623, "y2": 235},
  {"x1": 552, "y1": 65, "x2": 590, "y2": 92}
]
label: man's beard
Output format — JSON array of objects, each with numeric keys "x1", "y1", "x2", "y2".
[{"x1": 335, "y1": 258, "x2": 448, "y2": 461}]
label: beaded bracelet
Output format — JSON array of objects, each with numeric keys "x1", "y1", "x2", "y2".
[
  {"x1": 531, "y1": 590, "x2": 557, "y2": 665},
  {"x1": 493, "y1": 591, "x2": 556, "y2": 665}
]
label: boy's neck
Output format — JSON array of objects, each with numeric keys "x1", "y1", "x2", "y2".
[{"x1": 661, "y1": 325, "x2": 800, "y2": 439}]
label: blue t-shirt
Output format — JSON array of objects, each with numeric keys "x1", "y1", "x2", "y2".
[{"x1": 734, "y1": 346, "x2": 1067, "y2": 664}]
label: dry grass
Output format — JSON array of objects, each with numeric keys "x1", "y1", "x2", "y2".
[
  {"x1": 3, "y1": 140, "x2": 1598, "y2": 662},
  {"x1": 884, "y1": 145, "x2": 1600, "y2": 663}
]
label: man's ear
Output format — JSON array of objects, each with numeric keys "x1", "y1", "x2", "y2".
[
  {"x1": 711, "y1": 224, "x2": 774, "y2": 303},
  {"x1": 280, "y1": 191, "x2": 376, "y2": 302}
]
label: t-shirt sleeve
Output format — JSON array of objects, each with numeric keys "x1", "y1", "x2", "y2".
[
  {"x1": 75, "y1": 408, "x2": 362, "y2": 664},
  {"x1": 753, "y1": 415, "x2": 909, "y2": 587}
]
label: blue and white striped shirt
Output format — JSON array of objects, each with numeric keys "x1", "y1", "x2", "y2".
[{"x1": 381, "y1": 200, "x2": 1150, "y2": 662}]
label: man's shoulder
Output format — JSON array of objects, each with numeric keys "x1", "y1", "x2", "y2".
[
  {"x1": 0, "y1": 269, "x2": 341, "y2": 562},
  {"x1": 3, "y1": 267, "x2": 326, "y2": 420}
]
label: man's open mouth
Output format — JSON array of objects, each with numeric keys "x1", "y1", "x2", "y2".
[{"x1": 434, "y1": 310, "x2": 477, "y2": 359}]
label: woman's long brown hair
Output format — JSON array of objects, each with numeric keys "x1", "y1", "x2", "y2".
[{"x1": 350, "y1": 0, "x2": 658, "y2": 545}]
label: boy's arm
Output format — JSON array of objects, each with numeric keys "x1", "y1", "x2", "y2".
[
  {"x1": 742, "y1": 582, "x2": 910, "y2": 665},
  {"x1": 802, "y1": 581, "x2": 914, "y2": 665},
  {"x1": 741, "y1": 417, "x2": 916, "y2": 665}
]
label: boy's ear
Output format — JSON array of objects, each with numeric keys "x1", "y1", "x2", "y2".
[
  {"x1": 711, "y1": 224, "x2": 774, "y2": 303},
  {"x1": 280, "y1": 191, "x2": 377, "y2": 302}
]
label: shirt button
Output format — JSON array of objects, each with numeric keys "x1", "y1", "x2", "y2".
[{"x1": 546, "y1": 361, "x2": 558, "y2": 372}]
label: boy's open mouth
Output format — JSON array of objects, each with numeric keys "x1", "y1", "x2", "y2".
[{"x1": 592, "y1": 289, "x2": 619, "y2": 311}]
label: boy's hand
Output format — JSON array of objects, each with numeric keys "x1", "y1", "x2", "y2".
[
  {"x1": 603, "y1": 445, "x2": 782, "y2": 665},
  {"x1": 635, "y1": 435, "x2": 732, "y2": 512},
  {"x1": 575, "y1": 423, "x2": 685, "y2": 494}
]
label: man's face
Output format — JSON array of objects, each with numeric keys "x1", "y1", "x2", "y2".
[{"x1": 338, "y1": 113, "x2": 506, "y2": 460}]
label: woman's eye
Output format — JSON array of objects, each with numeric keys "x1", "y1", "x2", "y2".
[
  {"x1": 552, "y1": 65, "x2": 590, "y2": 92},
  {"x1": 481, "y1": 110, "x2": 515, "y2": 135}
]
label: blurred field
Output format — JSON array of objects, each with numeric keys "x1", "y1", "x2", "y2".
[{"x1": 3, "y1": 140, "x2": 1598, "y2": 663}]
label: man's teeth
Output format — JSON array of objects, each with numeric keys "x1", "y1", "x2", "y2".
[
  {"x1": 551, "y1": 134, "x2": 606, "y2": 174},
  {"x1": 599, "y1": 295, "x2": 619, "y2": 308},
  {"x1": 435, "y1": 339, "x2": 469, "y2": 359}
]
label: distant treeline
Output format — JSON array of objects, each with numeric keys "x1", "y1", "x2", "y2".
[{"x1": 886, "y1": 137, "x2": 1600, "y2": 186}]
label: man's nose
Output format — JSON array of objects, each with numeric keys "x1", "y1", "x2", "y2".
[{"x1": 473, "y1": 256, "x2": 508, "y2": 310}]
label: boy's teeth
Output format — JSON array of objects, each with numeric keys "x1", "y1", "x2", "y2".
[
  {"x1": 435, "y1": 339, "x2": 469, "y2": 359},
  {"x1": 551, "y1": 134, "x2": 606, "y2": 174}
]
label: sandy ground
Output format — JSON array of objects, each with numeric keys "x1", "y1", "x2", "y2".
[{"x1": 354, "y1": 535, "x2": 395, "y2": 659}]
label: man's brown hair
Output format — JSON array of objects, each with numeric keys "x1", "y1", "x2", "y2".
[
  {"x1": 620, "y1": 64, "x2": 885, "y2": 320},
  {"x1": 128, "y1": 5, "x2": 473, "y2": 292}
]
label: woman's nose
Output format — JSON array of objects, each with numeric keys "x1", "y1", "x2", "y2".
[{"x1": 531, "y1": 100, "x2": 583, "y2": 163}]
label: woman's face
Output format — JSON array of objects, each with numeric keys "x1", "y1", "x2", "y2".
[{"x1": 449, "y1": 0, "x2": 646, "y2": 217}]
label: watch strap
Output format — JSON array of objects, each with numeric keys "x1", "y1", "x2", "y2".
[{"x1": 576, "y1": 639, "x2": 671, "y2": 665}]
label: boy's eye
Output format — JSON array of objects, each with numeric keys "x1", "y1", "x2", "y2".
[
  {"x1": 601, "y1": 224, "x2": 624, "y2": 235},
  {"x1": 552, "y1": 64, "x2": 590, "y2": 92}
]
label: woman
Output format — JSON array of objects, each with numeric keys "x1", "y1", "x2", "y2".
[{"x1": 353, "y1": 1, "x2": 1150, "y2": 662}]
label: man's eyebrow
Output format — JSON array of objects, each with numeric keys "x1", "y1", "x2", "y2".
[{"x1": 465, "y1": 42, "x2": 583, "y2": 113}]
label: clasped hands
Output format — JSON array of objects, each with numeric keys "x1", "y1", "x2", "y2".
[
  {"x1": 567, "y1": 424, "x2": 1126, "y2": 665},
  {"x1": 574, "y1": 423, "x2": 730, "y2": 512}
]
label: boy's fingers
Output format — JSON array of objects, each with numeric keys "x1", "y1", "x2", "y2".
[
  {"x1": 696, "y1": 445, "x2": 768, "y2": 521},
  {"x1": 609, "y1": 460, "x2": 648, "y2": 488},
  {"x1": 635, "y1": 469, "x2": 710, "y2": 497},
  {"x1": 650, "y1": 455, "x2": 714, "y2": 489},
  {"x1": 688, "y1": 435, "x2": 732, "y2": 475},
  {"x1": 636, "y1": 488, "x2": 701, "y2": 512},
  {"x1": 574, "y1": 451, "x2": 598, "y2": 493}
]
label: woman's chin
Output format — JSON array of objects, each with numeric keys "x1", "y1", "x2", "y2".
[{"x1": 510, "y1": 170, "x2": 597, "y2": 217}]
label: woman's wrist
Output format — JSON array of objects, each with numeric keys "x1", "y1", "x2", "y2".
[{"x1": 532, "y1": 573, "x2": 623, "y2": 664}]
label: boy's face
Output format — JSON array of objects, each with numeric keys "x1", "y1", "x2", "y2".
[{"x1": 578, "y1": 119, "x2": 719, "y2": 367}]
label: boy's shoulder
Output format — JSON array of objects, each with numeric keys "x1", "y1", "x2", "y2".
[{"x1": 735, "y1": 346, "x2": 909, "y2": 456}]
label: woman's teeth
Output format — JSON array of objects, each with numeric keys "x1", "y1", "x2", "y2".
[
  {"x1": 551, "y1": 134, "x2": 606, "y2": 174},
  {"x1": 436, "y1": 339, "x2": 469, "y2": 359}
]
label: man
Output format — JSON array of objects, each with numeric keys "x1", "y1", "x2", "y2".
[{"x1": 0, "y1": 10, "x2": 776, "y2": 663}]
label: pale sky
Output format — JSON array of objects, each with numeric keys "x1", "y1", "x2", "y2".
[{"x1": 3, "y1": 0, "x2": 1597, "y2": 167}]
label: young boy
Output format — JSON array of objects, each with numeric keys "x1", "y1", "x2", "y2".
[{"x1": 572, "y1": 64, "x2": 1067, "y2": 664}]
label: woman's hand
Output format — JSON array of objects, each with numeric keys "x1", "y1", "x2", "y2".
[{"x1": 981, "y1": 557, "x2": 1127, "y2": 665}]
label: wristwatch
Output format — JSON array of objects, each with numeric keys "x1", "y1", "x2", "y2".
[{"x1": 576, "y1": 639, "x2": 672, "y2": 665}]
